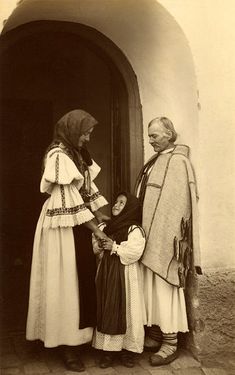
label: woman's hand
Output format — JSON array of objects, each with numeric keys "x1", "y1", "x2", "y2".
[
  {"x1": 94, "y1": 210, "x2": 111, "y2": 224},
  {"x1": 100, "y1": 214, "x2": 111, "y2": 222},
  {"x1": 101, "y1": 237, "x2": 114, "y2": 251},
  {"x1": 93, "y1": 228, "x2": 108, "y2": 241}
]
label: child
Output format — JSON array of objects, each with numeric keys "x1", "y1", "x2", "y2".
[{"x1": 92, "y1": 192, "x2": 146, "y2": 368}]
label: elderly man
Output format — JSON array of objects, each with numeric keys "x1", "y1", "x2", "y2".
[{"x1": 136, "y1": 117, "x2": 201, "y2": 366}]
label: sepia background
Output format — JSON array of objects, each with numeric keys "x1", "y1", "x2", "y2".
[{"x1": 0, "y1": 0, "x2": 234, "y2": 361}]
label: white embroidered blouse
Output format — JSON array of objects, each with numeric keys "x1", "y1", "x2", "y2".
[{"x1": 40, "y1": 146, "x2": 108, "y2": 228}]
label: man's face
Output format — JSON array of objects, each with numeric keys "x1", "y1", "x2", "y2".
[{"x1": 148, "y1": 122, "x2": 171, "y2": 152}]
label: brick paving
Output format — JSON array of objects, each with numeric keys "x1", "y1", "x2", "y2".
[{"x1": 0, "y1": 332, "x2": 234, "y2": 375}]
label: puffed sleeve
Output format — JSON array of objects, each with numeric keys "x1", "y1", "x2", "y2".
[
  {"x1": 111, "y1": 225, "x2": 146, "y2": 265},
  {"x1": 86, "y1": 159, "x2": 108, "y2": 212},
  {"x1": 40, "y1": 148, "x2": 94, "y2": 228},
  {"x1": 40, "y1": 148, "x2": 84, "y2": 193},
  {"x1": 88, "y1": 159, "x2": 101, "y2": 181}
]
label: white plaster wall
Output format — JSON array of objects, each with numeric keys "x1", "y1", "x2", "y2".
[
  {"x1": 158, "y1": 0, "x2": 235, "y2": 269},
  {"x1": 3, "y1": 0, "x2": 234, "y2": 269}
]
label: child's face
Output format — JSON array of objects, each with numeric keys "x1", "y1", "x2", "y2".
[{"x1": 112, "y1": 194, "x2": 127, "y2": 216}]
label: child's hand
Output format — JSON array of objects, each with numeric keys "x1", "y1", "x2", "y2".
[{"x1": 101, "y1": 238, "x2": 113, "y2": 251}]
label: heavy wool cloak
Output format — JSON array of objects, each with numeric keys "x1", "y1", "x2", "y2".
[{"x1": 140, "y1": 145, "x2": 201, "y2": 287}]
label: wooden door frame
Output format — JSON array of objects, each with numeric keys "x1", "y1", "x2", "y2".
[{"x1": 0, "y1": 20, "x2": 143, "y2": 193}]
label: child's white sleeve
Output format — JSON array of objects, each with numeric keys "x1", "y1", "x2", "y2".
[{"x1": 111, "y1": 225, "x2": 145, "y2": 265}]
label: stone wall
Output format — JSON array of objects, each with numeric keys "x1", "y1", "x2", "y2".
[{"x1": 185, "y1": 268, "x2": 235, "y2": 360}]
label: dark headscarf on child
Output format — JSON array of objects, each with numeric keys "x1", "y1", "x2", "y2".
[
  {"x1": 103, "y1": 191, "x2": 142, "y2": 244},
  {"x1": 96, "y1": 192, "x2": 142, "y2": 335}
]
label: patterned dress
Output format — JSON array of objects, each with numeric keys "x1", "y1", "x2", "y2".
[{"x1": 26, "y1": 145, "x2": 107, "y2": 348}]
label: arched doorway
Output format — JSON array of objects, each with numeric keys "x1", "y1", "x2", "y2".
[{"x1": 0, "y1": 21, "x2": 143, "y2": 332}]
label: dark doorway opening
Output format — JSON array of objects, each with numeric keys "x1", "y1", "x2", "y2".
[
  {"x1": 0, "y1": 21, "x2": 143, "y2": 334},
  {"x1": 0, "y1": 99, "x2": 53, "y2": 332}
]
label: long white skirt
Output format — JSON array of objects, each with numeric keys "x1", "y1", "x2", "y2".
[
  {"x1": 26, "y1": 201, "x2": 93, "y2": 348},
  {"x1": 92, "y1": 263, "x2": 145, "y2": 353},
  {"x1": 140, "y1": 264, "x2": 188, "y2": 333}
]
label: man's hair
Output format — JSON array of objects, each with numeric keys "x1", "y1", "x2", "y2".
[{"x1": 148, "y1": 117, "x2": 177, "y2": 142}]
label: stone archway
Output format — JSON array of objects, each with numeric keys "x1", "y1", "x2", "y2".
[{"x1": 0, "y1": 20, "x2": 143, "y2": 332}]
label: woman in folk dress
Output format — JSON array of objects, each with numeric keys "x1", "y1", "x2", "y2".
[{"x1": 26, "y1": 109, "x2": 109, "y2": 372}]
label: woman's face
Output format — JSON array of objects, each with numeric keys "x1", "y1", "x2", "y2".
[
  {"x1": 78, "y1": 127, "x2": 94, "y2": 147},
  {"x1": 112, "y1": 194, "x2": 127, "y2": 216}
]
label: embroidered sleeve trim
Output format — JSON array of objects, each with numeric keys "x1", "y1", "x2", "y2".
[
  {"x1": 90, "y1": 191, "x2": 102, "y2": 201},
  {"x1": 55, "y1": 154, "x2": 59, "y2": 183},
  {"x1": 60, "y1": 185, "x2": 66, "y2": 208},
  {"x1": 46, "y1": 203, "x2": 88, "y2": 217},
  {"x1": 81, "y1": 190, "x2": 102, "y2": 202}
]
